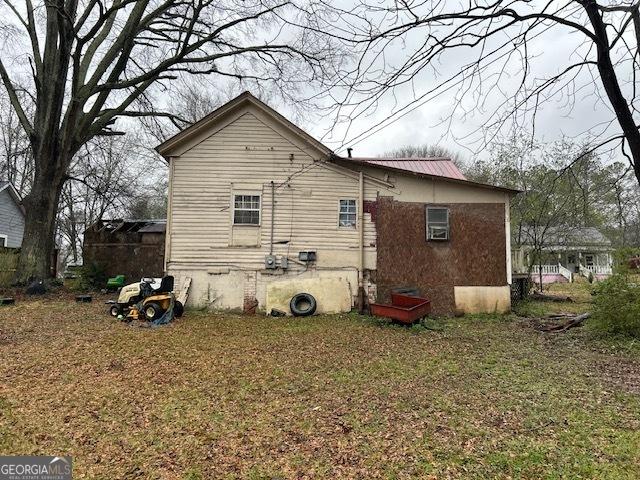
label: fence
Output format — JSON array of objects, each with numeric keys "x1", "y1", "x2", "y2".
[{"x1": 0, "y1": 247, "x2": 19, "y2": 287}]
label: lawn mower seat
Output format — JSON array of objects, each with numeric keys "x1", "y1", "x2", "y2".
[{"x1": 154, "y1": 275, "x2": 174, "y2": 294}]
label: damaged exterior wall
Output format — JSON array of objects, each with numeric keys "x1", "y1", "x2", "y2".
[
  {"x1": 375, "y1": 197, "x2": 509, "y2": 315},
  {"x1": 166, "y1": 268, "x2": 359, "y2": 314}
]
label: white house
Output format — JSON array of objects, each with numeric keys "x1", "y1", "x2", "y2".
[
  {"x1": 512, "y1": 226, "x2": 614, "y2": 284},
  {"x1": 156, "y1": 92, "x2": 518, "y2": 315}
]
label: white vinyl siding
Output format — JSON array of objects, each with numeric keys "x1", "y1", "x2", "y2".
[{"x1": 168, "y1": 108, "x2": 378, "y2": 270}]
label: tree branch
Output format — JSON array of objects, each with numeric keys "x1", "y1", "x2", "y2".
[{"x1": 0, "y1": 59, "x2": 35, "y2": 139}]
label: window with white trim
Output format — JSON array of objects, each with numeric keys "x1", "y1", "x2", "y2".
[
  {"x1": 0, "y1": 235, "x2": 6, "y2": 247},
  {"x1": 339, "y1": 199, "x2": 357, "y2": 228},
  {"x1": 233, "y1": 195, "x2": 261, "y2": 225},
  {"x1": 426, "y1": 207, "x2": 449, "y2": 241}
]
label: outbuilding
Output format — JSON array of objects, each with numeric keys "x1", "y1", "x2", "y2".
[{"x1": 83, "y1": 219, "x2": 166, "y2": 282}]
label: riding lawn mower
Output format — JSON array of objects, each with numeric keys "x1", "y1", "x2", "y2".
[{"x1": 106, "y1": 275, "x2": 184, "y2": 323}]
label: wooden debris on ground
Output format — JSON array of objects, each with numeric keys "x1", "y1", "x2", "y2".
[
  {"x1": 532, "y1": 312, "x2": 591, "y2": 333},
  {"x1": 530, "y1": 291, "x2": 574, "y2": 303},
  {"x1": 176, "y1": 277, "x2": 192, "y2": 305}
]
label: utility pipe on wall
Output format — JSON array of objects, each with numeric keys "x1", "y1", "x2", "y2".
[
  {"x1": 164, "y1": 156, "x2": 175, "y2": 274},
  {"x1": 358, "y1": 170, "x2": 365, "y2": 311},
  {"x1": 270, "y1": 180, "x2": 275, "y2": 255}
]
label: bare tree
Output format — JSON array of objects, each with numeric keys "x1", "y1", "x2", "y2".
[
  {"x1": 57, "y1": 135, "x2": 153, "y2": 264},
  {"x1": 382, "y1": 143, "x2": 467, "y2": 166},
  {"x1": 609, "y1": 169, "x2": 640, "y2": 245},
  {"x1": 0, "y1": 0, "x2": 333, "y2": 281},
  {"x1": 472, "y1": 132, "x2": 636, "y2": 287},
  {"x1": 0, "y1": 94, "x2": 33, "y2": 195},
  {"x1": 320, "y1": 1, "x2": 640, "y2": 186}
]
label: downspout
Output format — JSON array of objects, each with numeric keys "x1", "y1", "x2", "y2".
[
  {"x1": 270, "y1": 180, "x2": 275, "y2": 256},
  {"x1": 164, "y1": 156, "x2": 175, "y2": 274},
  {"x1": 358, "y1": 171, "x2": 365, "y2": 313}
]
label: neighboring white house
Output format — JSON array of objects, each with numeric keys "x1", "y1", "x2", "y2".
[
  {"x1": 512, "y1": 226, "x2": 614, "y2": 284},
  {"x1": 156, "y1": 92, "x2": 518, "y2": 315},
  {"x1": 0, "y1": 181, "x2": 25, "y2": 248}
]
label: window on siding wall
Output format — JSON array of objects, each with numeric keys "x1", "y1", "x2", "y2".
[
  {"x1": 233, "y1": 195, "x2": 261, "y2": 225},
  {"x1": 0, "y1": 235, "x2": 6, "y2": 247},
  {"x1": 339, "y1": 199, "x2": 357, "y2": 228},
  {"x1": 426, "y1": 207, "x2": 449, "y2": 240}
]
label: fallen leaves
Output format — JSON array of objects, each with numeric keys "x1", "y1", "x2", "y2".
[{"x1": 0, "y1": 301, "x2": 639, "y2": 478}]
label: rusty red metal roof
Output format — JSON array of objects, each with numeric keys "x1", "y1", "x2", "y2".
[{"x1": 346, "y1": 157, "x2": 467, "y2": 180}]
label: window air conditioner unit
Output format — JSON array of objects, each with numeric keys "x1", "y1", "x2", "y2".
[{"x1": 429, "y1": 226, "x2": 449, "y2": 241}]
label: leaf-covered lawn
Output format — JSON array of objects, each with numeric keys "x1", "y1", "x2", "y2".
[{"x1": 1, "y1": 299, "x2": 639, "y2": 479}]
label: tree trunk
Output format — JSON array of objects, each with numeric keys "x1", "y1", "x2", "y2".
[
  {"x1": 583, "y1": 1, "x2": 640, "y2": 185},
  {"x1": 538, "y1": 262, "x2": 543, "y2": 292},
  {"x1": 15, "y1": 156, "x2": 66, "y2": 283}
]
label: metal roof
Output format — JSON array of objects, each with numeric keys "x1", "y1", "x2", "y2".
[
  {"x1": 344, "y1": 157, "x2": 467, "y2": 180},
  {"x1": 518, "y1": 226, "x2": 612, "y2": 247},
  {"x1": 332, "y1": 155, "x2": 519, "y2": 194},
  {"x1": 138, "y1": 222, "x2": 167, "y2": 233},
  {"x1": 87, "y1": 219, "x2": 166, "y2": 234}
]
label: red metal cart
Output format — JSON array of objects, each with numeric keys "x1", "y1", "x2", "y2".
[{"x1": 369, "y1": 293, "x2": 432, "y2": 325}]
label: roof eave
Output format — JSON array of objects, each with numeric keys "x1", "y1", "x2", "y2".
[{"x1": 0, "y1": 183, "x2": 26, "y2": 215}]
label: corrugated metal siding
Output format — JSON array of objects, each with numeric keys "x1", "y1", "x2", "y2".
[
  {"x1": 0, "y1": 188, "x2": 24, "y2": 247},
  {"x1": 169, "y1": 111, "x2": 377, "y2": 270},
  {"x1": 350, "y1": 157, "x2": 467, "y2": 180}
]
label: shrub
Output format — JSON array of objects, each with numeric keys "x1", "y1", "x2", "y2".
[
  {"x1": 0, "y1": 248, "x2": 19, "y2": 288},
  {"x1": 77, "y1": 262, "x2": 108, "y2": 290},
  {"x1": 613, "y1": 247, "x2": 640, "y2": 274},
  {"x1": 591, "y1": 274, "x2": 640, "y2": 338}
]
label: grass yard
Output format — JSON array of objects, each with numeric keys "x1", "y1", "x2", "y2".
[
  {"x1": 514, "y1": 282, "x2": 595, "y2": 317},
  {"x1": 1, "y1": 294, "x2": 640, "y2": 479}
]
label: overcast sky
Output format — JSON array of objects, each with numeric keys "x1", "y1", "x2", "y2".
[
  {"x1": 285, "y1": 1, "x2": 627, "y2": 164},
  {"x1": 0, "y1": 0, "x2": 631, "y2": 168}
]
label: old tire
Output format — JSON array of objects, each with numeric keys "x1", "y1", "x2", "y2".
[
  {"x1": 290, "y1": 293, "x2": 317, "y2": 317},
  {"x1": 109, "y1": 305, "x2": 121, "y2": 317},
  {"x1": 174, "y1": 301, "x2": 184, "y2": 318},
  {"x1": 143, "y1": 302, "x2": 163, "y2": 321}
]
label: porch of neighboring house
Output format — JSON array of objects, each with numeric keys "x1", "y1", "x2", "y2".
[{"x1": 512, "y1": 248, "x2": 613, "y2": 285}]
